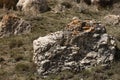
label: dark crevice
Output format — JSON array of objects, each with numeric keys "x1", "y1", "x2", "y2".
[{"x1": 114, "y1": 47, "x2": 120, "y2": 61}]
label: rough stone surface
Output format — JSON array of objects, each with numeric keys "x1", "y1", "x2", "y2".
[
  {"x1": 0, "y1": 14, "x2": 31, "y2": 37},
  {"x1": 33, "y1": 17, "x2": 116, "y2": 76},
  {"x1": 104, "y1": 14, "x2": 120, "y2": 25},
  {"x1": 16, "y1": 0, "x2": 49, "y2": 14}
]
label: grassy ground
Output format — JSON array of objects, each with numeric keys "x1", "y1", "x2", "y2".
[{"x1": 0, "y1": 1, "x2": 120, "y2": 80}]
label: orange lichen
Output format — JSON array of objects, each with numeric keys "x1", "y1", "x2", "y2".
[
  {"x1": 71, "y1": 19, "x2": 81, "y2": 25},
  {"x1": 67, "y1": 18, "x2": 81, "y2": 29},
  {"x1": 66, "y1": 18, "x2": 95, "y2": 35},
  {"x1": 1, "y1": 13, "x2": 20, "y2": 24}
]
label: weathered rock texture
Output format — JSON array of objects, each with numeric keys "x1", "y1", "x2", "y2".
[
  {"x1": 16, "y1": 0, "x2": 49, "y2": 14},
  {"x1": 104, "y1": 14, "x2": 120, "y2": 25},
  {"x1": 0, "y1": 14, "x2": 31, "y2": 37},
  {"x1": 33, "y1": 17, "x2": 116, "y2": 76}
]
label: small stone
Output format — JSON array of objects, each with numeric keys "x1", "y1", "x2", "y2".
[
  {"x1": 17, "y1": 0, "x2": 49, "y2": 14},
  {"x1": 104, "y1": 14, "x2": 120, "y2": 25},
  {"x1": 93, "y1": 34, "x2": 100, "y2": 38},
  {"x1": 0, "y1": 14, "x2": 32, "y2": 38},
  {"x1": 110, "y1": 39, "x2": 116, "y2": 45},
  {"x1": 86, "y1": 51, "x2": 98, "y2": 59},
  {"x1": 64, "y1": 61, "x2": 76, "y2": 66}
]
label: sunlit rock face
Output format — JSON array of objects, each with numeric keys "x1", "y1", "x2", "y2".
[
  {"x1": 0, "y1": 14, "x2": 31, "y2": 37},
  {"x1": 33, "y1": 17, "x2": 116, "y2": 76},
  {"x1": 104, "y1": 14, "x2": 120, "y2": 26},
  {"x1": 16, "y1": 0, "x2": 49, "y2": 14}
]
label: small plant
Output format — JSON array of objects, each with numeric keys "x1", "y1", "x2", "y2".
[
  {"x1": 61, "y1": 2, "x2": 72, "y2": 8},
  {"x1": 15, "y1": 62, "x2": 30, "y2": 72},
  {"x1": 45, "y1": 70, "x2": 74, "y2": 80},
  {"x1": 15, "y1": 62, "x2": 36, "y2": 74},
  {"x1": 9, "y1": 39, "x2": 23, "y2": 49},
  {"x1": 14, "y1": 54, "x2": 24, "y2": 62}
]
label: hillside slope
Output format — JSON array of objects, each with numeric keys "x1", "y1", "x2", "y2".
[{"x1": 0, "y1": 0, "x2": 120, "y2": 80}]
